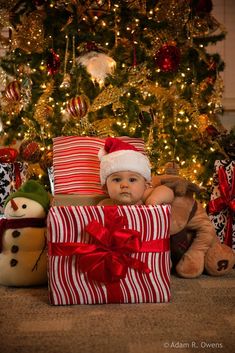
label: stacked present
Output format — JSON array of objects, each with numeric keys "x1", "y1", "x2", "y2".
[
  {"x1": 52, "y1": 136, "x2": 146, "y2": 205},
  {"x1": 48, "y1": 136, "x2": 171, "y2": 305},
  {"x1": 208, "y1": 160, "x2": 235, "y2": 250},
  {"x1": 0, "y1": 147, "x2": 28, "y2": 214}
]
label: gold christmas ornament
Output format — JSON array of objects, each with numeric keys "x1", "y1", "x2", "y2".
[
  {"x1": 197, "y1": 114, "x2": 210, "y2": 133},
  {"x1": 60, "y1": 35, "x2": 71, "y2": 89},
  {"x1": 12, "y1": 11, "x2": 45, "y2": 54},
  {"x1": 60, "y1": 73, "x2": 71, "y2": 89},
  {"x1": 0, "y1": 96, "x2": 22, "y2": 116},
  {"x1": 33, "y1": 81, "x2": 54, "y2": 126}
]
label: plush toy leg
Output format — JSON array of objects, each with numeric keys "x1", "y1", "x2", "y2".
[
  {"x1": 204, "y1": 241, "x2": 235, "y2": 276},
  {"x1": 175, "y1": 202, "x2": 215, "y2": 278},
  {"x1": 176, "y1": 249, "x2": 205, "y2": 278}
]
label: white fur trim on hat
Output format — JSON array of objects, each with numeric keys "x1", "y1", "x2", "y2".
[{"x1": 99, "y1": 148, "x2": 151, "y2": 185}]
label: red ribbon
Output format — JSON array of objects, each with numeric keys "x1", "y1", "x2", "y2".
[
  {"x1": 13, "y1": 162, "x2": 22, "y2": 189},
  {"x1": 208, "y1": 166, "x2": 235, "y2": 247},
  {"x1": 48, "y1": 207, "x2": 169, "y2": 286}
]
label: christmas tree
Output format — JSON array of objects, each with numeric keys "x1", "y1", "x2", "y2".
[{"x1": 0, "y1": 0, "x2": 230, "y2": 197}]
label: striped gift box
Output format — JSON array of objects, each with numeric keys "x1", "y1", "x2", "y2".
[
  {"x1": 53, "y1": 136, "x2": 146, "y2": 195},
  {"x1": 47, "y1": 204, "x2": 171, "y2": 305}
]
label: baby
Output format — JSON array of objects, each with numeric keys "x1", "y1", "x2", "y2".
[{"x1": 98, "y1": 137, "x2": 174, "y2": 206}]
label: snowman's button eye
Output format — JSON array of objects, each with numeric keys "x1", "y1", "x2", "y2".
[
  {"x1": 10, "y1": 259, "x2": 18, "y2": 267},
  {"x1": 12, "y1": 230, "x2": 20, "y2": 238},
  {"x1": 11, "y1": 245, "x2": 19, "y2": 253},
  {"x1": 22, "y1": 204, "x2": 27, "y2": 209}
]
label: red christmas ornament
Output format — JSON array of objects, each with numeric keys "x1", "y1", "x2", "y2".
[
  {"x1": 39, "y1": 150, "x2": 53, "y2": 171},
  {"x1": 19, "y1": 140, "x2": 42, "y2": 163},
  {"x1": 0, "y1": 148, "x2": 18, "y2": 163},
  {"x1": 205, "y1": 125, "x2": 219, "y2": 138},
  {"x1": 47, "y1": 49, "x2": 60, "y2": 75},
  {"x1": 5, "y1": 81, "x2": 21, "y2": 102},
  {"x1": 66, "y1": 95, "x2": 89, "y2": 118},
  {"x1": 155, "y1": 44, "x2": 181, "y2": 72}
]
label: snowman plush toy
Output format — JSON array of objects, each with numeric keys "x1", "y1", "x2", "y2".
[{"x1": 0, "y1": 180, "x2": 50, "y2": 286}]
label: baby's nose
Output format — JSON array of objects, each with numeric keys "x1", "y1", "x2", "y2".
[{"x1": 120, "y1": 181, "x2": 128, "y2": 188}]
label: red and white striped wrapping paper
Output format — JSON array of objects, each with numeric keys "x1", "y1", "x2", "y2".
[
  {"x1": 47, "y1": 205, "x2": 171, "y2": 305},
  {"x1": 53, "y1": 136, "x2": 146, "y2": 195}
]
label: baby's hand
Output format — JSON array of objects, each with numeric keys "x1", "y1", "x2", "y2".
[{"x1": 144, "y1": 185, "x2": 174, "y2": 205}]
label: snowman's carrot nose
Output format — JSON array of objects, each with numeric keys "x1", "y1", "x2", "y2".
[{"x1": 10, "y1": 199, "x2": 18, "y2": 211}]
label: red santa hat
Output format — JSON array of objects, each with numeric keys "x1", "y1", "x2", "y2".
[{"x1": 98, "y1": 137, "x2": 151, "y2": 185}]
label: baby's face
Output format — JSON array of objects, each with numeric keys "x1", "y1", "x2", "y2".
[{"x1": 105, "y1": 171, "x2": 149, "y2": 205}]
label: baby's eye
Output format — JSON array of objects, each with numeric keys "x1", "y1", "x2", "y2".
[
  {"x1": 22, "y1": 204, "x2": 27, "y2": 209},
  {"x1": 113, "y1": 177, "x2": 121, "y2": 182},
  {"x1": 129, "y1": 177, "x2": 137, "y2": 182}
]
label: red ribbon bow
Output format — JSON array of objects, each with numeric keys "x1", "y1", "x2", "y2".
[
  {"x1": 208, "y1": 166, "x2": 235, "y2": 247},
  {"x1": 80, "y1": 209, "x2": 151, "y2": 283}
]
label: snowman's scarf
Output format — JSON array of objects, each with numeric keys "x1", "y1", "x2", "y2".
[{"x1": 0, "y1": 217, "x2": 46, "y2": 252}]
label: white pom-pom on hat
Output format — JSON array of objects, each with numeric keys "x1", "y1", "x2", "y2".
[{"x1": 99, "y1": 137, "x2": 151, "y2": 185}]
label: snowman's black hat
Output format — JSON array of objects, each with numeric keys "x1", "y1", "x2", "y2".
[{"x1": 5, "y1": 180, "x2": 50, "y2": 212}]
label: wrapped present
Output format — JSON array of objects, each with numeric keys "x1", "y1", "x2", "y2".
[
  {"x1": 0, "y1": 148, "x2": 28, "y2": 214},
  {"x1": 208, "y1": 160, "x2": 235, "y2": 250},
  {"x1": 47, "y1": 204, "x2": 171, "y2": 305},
  {"x1": 53, "y1": 136, "x2": 146, "y2": 195}
]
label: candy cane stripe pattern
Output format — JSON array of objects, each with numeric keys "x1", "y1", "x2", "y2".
[{"x1": 47, "y1": 204, "x2": 171, "y2": 305}]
